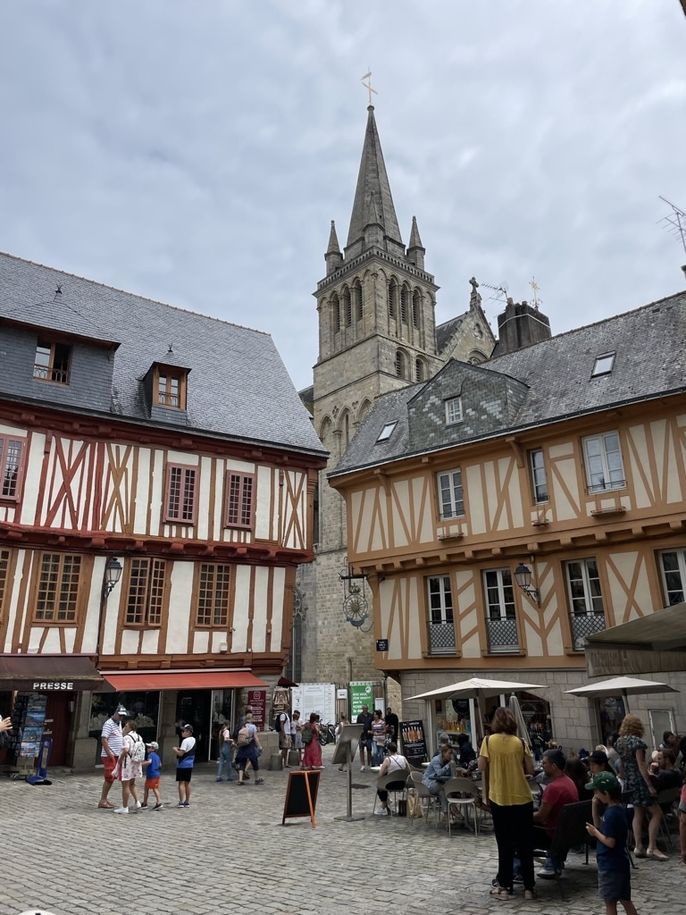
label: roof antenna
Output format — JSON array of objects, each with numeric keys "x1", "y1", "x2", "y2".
[
  {"x1": 167, "y1": 343, "x2": 174, "y2": 354},
  {"x1": 659, "y1": 196, "x2": 686, "y2": 278},
  {"x1": 54, "y1": 285, "x2": 62, "y2": 300}
]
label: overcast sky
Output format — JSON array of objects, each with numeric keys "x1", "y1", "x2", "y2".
[{"x1": 1, "y1": 1, "x2": 684, "y2": 391}]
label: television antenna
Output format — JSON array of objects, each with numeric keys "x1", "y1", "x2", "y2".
[{"x1": 659, "y1": 196, "x2": 686, "y2": 256}]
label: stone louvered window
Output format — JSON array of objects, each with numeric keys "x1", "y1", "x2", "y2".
[
  {"x1": 0, "y1": 435, "x2": 25, "y2": 500},
  {"x1": 125, "y1": 558, "x2": 166, "y2": 626},
  {"x1": 165, "y1": 464, "x2": 197, "y2": 523},
  {"x1": 225, "y1": 471, "x2": 255, "y2": 529},
  {"x1": 34, "y1": 553, "x2": 81, "y2": 622},
  {"x1": 196, "y1": 563, "x2": 231, "y2": 627}
]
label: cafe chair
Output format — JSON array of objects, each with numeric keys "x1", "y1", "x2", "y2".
[
  {"x1": 444, "y1": 776, "x2": 481, "y2": 837},
  {"x1": 372, "y1": 768, "x2": 411, "y2": 816},
  {"x1": 656, "y1": 786, "x2": 681, "y2": 850},
  {"x1": 407, "y1": 769, "x2": 441, "y2": 828}
]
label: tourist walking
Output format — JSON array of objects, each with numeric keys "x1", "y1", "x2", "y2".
[
  {"x1": 371, "y1": 709, "x2": 386, "y2": 765},
  {"x1": 235, "y1": 713, "x2": 264, "y2": 785},
  {"x1": 141, "y1": 741, "x2": 163, "y2": 810},
  {"x1": 216, "y1": 721, "x2": 235, "y2": 782},
  {"x1": 291, "y1": 710, "x2": 303, "y2": 766},
  {"x1": 615, "y1": 714, "x2": 666, "y2": 860},
  {"x1": 302, "y1": 713, "x2": 323, "y2": 769},
  {"x1": 384, "y1": 707, "x2": 399, "y2": 743},
  {"x1": 356, "y1": 704, "x2": 373, "y2": 771},
  {"x1": 478, "y1": 707, "x2": 535, "y2": 900},
  {"x1": 174, "y1": 723, "x2": 196, "y2": 807},
  {"x1": 98, "y1": 705, "x2": 127, "y2": 809},
  {"x1": 278, "y1": 709, "x2": 292, "y2": 768},
  {"x1": 114, "y1": 719, "x2": 144, "y2": 814}
]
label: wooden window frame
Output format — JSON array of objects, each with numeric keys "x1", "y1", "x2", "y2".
[
  {"x1": 437, "y1": 468, "x2": 465, "y2": 520},
  {"x1": 164, "y1": 462, "x2": 198, "y2": 524},
  {"x1": 528, "y1": 448, "x2": 549, "y2": 504},
  {"x1": 33, "y1": 339, "x2": 72, "y2": 385},
  {"x1": 123, "y1": 557, "x2": 167, "y2": 627},
  {"x1": 582, "y1": 431, "x2": 625, "y2": 493},
  {"x1": 658, "y1": 549, "x2": 686, "y2": 607},
  {"x1": 224, "y1": 471, "x2": 255, "y2": 530},
  {"x1": 0, "y1": 435, "x2": 26, "y2": 502},
  {"x1": 0, "y1": 549, "x2": 11, "y2": 619},
  {"x1": 444, "y1": 396, "x2": 463, "y2": 426},
  {"x1": 32, "y1": 552, "x2": 82, "y2": 623},
  {"x1": 153, "y1": 367, "x2": 188, "y2": 410},
  {"x1": 194, "y1": 562, "x2": 232, "y2": 628}
]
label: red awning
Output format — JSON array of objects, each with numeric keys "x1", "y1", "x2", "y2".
[{"x1": 100, "y1": 670, "x2": 268, "y2": 692}]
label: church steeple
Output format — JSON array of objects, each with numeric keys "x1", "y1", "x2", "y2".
[
  {"x1": 325, "y1": 220, "x2": 343, "y2": 276},
  {"x1": 407, "y1": 215, "x2": 425, "y2": 270},
  {"x1": 345, "y1": 106, "x2": 404, "y2": 260}
]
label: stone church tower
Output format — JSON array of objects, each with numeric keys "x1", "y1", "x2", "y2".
[{"x1": 296, "y1": 105, "x2": 495, "y2": 696}]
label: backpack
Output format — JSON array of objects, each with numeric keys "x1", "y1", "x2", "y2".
[
  {"x1": 301, "y1": 724, "x2": 313, "y2": 745},
  {"x1": 237, "y1": 726, "x2": 253, "y2": 747},
  {"x1": 129, "y1": 733, "x2": 146, "y2": 763}
]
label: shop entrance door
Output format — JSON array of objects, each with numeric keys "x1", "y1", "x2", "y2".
[
  {"x1": 176, "y1": 691, "x2": 211, "y2": 762},
  {"x1": 44, "y1": 693, "x2": 72, "y2": 766}
]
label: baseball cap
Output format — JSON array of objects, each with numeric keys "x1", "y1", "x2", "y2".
[
  {"x1": 146, "y1": 741, "x2": 159, "y2": 751},
  {"x1": 181, "y1": 723, "x2": 193, "y2": 733},
  {"x1": 585, "y1": 771, "x2": 620, "y2": 793},
  {"x1": 115, "y1": 706, "x2": 129, "y2": 717}
]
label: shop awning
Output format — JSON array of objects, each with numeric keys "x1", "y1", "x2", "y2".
[
  {"x1": 100, "y1": 669, "x2": 269, "y2": 691},
  {"x1": 0, "y1": 654, "x2": 104, "y2": 692},
  {"x1": 585, "y1": 602, "x2": 686, "y2": 677}
]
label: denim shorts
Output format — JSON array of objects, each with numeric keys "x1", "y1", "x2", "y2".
[{"x1": 598, "y1": 865, "x2": 631, "y2": 903}]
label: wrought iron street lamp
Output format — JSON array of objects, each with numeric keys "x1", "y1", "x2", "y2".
[
  {"x1": 102, "y1": 556, "x2": 123, "y2": 598},
  {"x1": 514, "y1": 562, "x2": 539, "y2": 605}
]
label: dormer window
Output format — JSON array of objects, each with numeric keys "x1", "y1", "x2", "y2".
[
  {"x1": 444, "y1": 396, "x2": 463, "y2": 425},
  {"x1": 591, "y1": 352, "x2": 615, "y2": 377},
  {"x1": 376, "y1": 421, "x2": 397, "y2": 443},
  {"x1": 153, "y1": 366, "x2": 188, "y2": 410},
  {"x1": 33, "y1": 339, "x2": 71, "y2": 384}
]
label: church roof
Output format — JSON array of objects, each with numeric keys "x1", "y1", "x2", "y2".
[
  {"x1": 436, "y1": 313, "x2": 468, "y2": 354},
  {"x1": 0, "y1": 252, "x2": 326, "y2": 457},
  {"x1": 331, "y1": 289, "x2": 686, "y2": 477},
  {"x1": 346, "y1": 106, "x2": 403, "y2": 249}
]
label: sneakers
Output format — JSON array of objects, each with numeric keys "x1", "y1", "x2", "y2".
[
  {"x1": 216, "y1": 777, "x2": 223, "y2": 782},
  {"x1": 373, "y1": 809, "x2": 387, "y2": 816},
  {"x1": 236, "y1": 780, "x2": 245, "y2": 786},
  {"x1": 135, "y1": 800, "x2": 142, "y2": 809},
  {"x1": 139, "y1": 803, "x2": 149, "y2": 810},
  {"x1": 113, "y1": 807, "x2": 128, "y2": 814},
  {"x1": 360, "y1": 765, "x2": 366, "y2": 772},
  {"x1": 176, "y1": 801, "x2": 190, "y2": 808},
  {"x1": 537, "y1": 865, "x2": 560, "y2": 879},
  {"x1": 255, "y1": 777, "x2": 264, "y2": 785},
  {"x1": 152, "y1": 803, "x2": 163, "y2": 811}
]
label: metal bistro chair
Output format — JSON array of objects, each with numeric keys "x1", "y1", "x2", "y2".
[
  {"x1": 444, "y1": 776, "x2": 481, "y2": 837},
  {"x1": 372, "y1": 768, "x2": 411, "y2": 816},
  {"x1": 656, "y1": 785, "x2": 681, "y2": 850},
  {"x1": 407, "y1": 769, "x2": 441, "y2": 828}
]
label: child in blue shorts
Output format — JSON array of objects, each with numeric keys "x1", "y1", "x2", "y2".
[
  {"x1": 585, "y1": 772, "x2": 638, "y2": 915},
  {"x1": 141, "y1": 741, "x2": 163, "y2": 810}
]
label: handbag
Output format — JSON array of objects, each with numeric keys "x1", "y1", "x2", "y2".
[{"x1": 407, "y1": 788, "x2": 423, "y2": 818}]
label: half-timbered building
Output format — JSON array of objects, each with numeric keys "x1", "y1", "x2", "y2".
[
  {"x1": 0, "y1": 252, "x2": 326, "y2": 768},
  {"x1": 330, "y1": 290, "x2": 686, "y2": 750}
]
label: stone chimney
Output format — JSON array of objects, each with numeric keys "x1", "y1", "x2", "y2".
[{"x1": 495, "y1": 298, "x2": 551, "y2": 355}]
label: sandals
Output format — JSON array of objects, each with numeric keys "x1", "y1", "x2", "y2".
[
  {"x1": 647, "y1": 849, "x2": 668, "y2": 861},
  {"x1": 489, "y1": 888, "x2": 512, "y2": 899},
  {"x1": 98, "y1": 801, "x2": 116, "y2": 809}
]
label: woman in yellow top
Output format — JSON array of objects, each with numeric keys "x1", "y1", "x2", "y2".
[{"x1": 478, "y1": 707, "x2": 535, "y2": 899}]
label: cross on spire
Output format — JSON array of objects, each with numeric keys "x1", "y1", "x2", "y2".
[{"x1": 361, "y1": 71, "x2": 377, "y2": 107}]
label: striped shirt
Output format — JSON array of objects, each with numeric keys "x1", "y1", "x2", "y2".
[{"x1": 100, "y1": 717, "x2": 123, "y2": 757}]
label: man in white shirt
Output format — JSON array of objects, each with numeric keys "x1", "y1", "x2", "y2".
[
  {"x1": 98, "y1": 705, "x2": 128, "y2": 809},
  {"x1": 278, "y1": 711, "x2": 292, "y2": 769}
]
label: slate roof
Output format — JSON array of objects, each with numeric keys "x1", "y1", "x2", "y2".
[
  {"x1": 0, "y1": 252, "x2": 326, "y2": 457},
  {"x1": 436, "y1": 313, "x2": 466, "y2": 354},
  {"x1": 332, "y1": 290, "x2": 686, "y2": 476}
]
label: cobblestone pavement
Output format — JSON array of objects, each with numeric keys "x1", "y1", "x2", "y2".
[{"x1": 1, "y1": 746, "x2": 681, "y2": 915}]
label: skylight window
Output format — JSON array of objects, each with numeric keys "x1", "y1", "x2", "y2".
[
  {"x1": 376, "y1": 422, "x2": 397, "y2": 443},
  {"x1": 591, "y1": 353, "x2": 616, "y2": 377}
]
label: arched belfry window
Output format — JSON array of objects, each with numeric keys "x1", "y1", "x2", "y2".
[
  {"x1": 412, "y1": 289, "x2": 421, "y2": 328},
  {"x1": 395, "y1": 349, "x2": 406, "y2": 379},
  {"x1": 353, "y1": 280, "x2": 363, "y2": 321},
  {"x1": 400, "y1": 286, "x2": 409, "y2": 324},
  {"x1": 342, "y1": 286, "x2": 352, "y2": 327},
  {"x1": 331, "y1": 293, "x2": 340, "y2": 333},
  {"x1": 388, "y1": 279, "x2": 398, "y2": 319},
  {"x1": 415, "y1": 358, "x2": 425, "y2": 381}
]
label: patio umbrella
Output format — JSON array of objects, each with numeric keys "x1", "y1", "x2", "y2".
[
  {"x1": 508, "y1": 693, "x2": 531, "y2": 748},
  {"x1": 565, "y1": 676, "x2": 679, "y2": 712}
]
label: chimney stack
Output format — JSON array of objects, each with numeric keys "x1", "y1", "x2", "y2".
[{"x1": 495, "y1": 297, "x2": 552, "y2": 356}]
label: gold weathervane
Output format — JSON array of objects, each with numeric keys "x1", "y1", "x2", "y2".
[
  {"x1": 529, "y1": 276, "x2": 542, "y2": 309},
  {"x1": 361, "y1": 71, "x2": 377, "y2": 106}
]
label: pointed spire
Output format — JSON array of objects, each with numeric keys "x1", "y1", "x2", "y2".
[
  {"x1": 407, "y1": 215, "x2": 425, "y2": 269},
  {"x1": 346, "y1": 106, "x2": 403, "y2": 254},
  {"x1": 408, "y1": 215, "x2": 423, "y2": 250},
  {"x1": 469, "y1": 277, "x2": 482, "y2": 311},
  {"x1": 326, "y1": 220, "x2": 341, "y2": 255}
]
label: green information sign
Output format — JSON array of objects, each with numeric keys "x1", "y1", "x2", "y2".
[{"x1": 349, "y1": 681, "x2": 374, "y2": 719}]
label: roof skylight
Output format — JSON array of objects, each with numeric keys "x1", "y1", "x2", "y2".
[
  {"x1": 376, "y1": 421, "x2": 397, "y2": 443},
  {"x1": 591, "y1": 352, "x2": 616, "y2": 377}
]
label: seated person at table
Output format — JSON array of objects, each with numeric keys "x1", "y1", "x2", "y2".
[
  {"x1": 456, "y1": 733, "x2": 476, "y2": 768},
  {"x1": 533, "y1": 748, "x2": 579, "y2": 878},
  {"x1": 652, "y1": 749, "x2": 682, "y2": 791},
  {"x1": 566, "y1": 757, "x2": 594, "y2": 800},
  {"x1": 375, "y1": 742, "x2": 409, "y2": 816},
  {"x1": 422, "y1": 744, "x2": 453, "y2": 814}
]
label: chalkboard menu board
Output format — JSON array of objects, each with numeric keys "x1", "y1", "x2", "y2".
[{"x1": 281, "y1": 770, "x2": 320, "y2": 828}]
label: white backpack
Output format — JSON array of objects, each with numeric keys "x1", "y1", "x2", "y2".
[{"x1": 129, "y1": 733, "x2": 146, "y2": 763}]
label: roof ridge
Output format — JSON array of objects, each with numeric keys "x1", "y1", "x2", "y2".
[
  {"x1": 490, "y1": 288, "x2": 686, "y2": 362},
  {"x1": 0, "y1": 250, "x2": 271, "y2": 338}
]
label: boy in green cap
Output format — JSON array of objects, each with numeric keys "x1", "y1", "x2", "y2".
[{"x1": 585, "y1": 772, "x2": 638, "y2": 915}]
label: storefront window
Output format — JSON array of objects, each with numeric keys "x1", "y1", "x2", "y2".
[
  {"x1": 89, "y1": 692, "x2": 160, "y2": 762},
  {"x1": 434, "y1": 698, "x2": 473, "y2": 747}
]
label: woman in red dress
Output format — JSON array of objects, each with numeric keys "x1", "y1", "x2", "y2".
[{"x1": 302, "y1": 713, "x2": 323, "y2": 769}]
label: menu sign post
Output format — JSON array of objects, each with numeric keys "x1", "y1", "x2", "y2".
[
  {"x1": 400, "y1": 719, "x2": 428, "y2": 765},
  {"x1": 248, "y1": 689, "x2": 267, "y2": 730}
]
